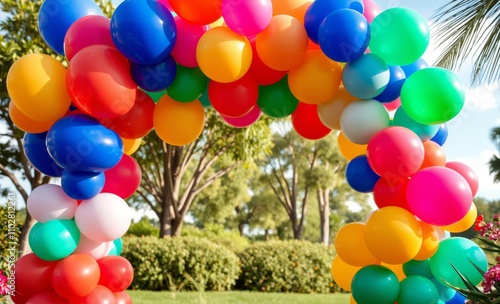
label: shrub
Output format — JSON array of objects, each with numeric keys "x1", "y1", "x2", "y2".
[
  {"x1": 121, "y1": 236, "x2": 240, "y2": 291},
  {"x1": 181, "y1": 223, "x2": 250, "y2": 253},
  {"x1": 237, "y1": 240, "x2": 337, "y2": 293},
  {"x1": 125, "y1": 216, "x2": 159, "y2": 237}
]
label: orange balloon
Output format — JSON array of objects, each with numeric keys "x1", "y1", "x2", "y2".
[
  {"x1": 331, "y1": 256, "x2": 361, "y2": 292},
  {"x1": 350, "y1": 295, "x2": 357, "y2": 304},
  {"x1": 196, "y1": 27, "x2": 252, "y2": 83},
  {"x1": 414, "y1": 221, "x2": 439, "y2": 260},
  {"x1": 153, "y1": 95, "x2": 205, "y2": 146},
  {"x1": 381, "y1": 262, "x2": 407, "y2": 281},
  {"x1": 122, "y1": 137, "x2": 142, "y2": 155},
  {"x1": 317, "y1": 86, "x2": 358, "y2": 130},
  {"x1": 272, "y1": 0, "x2": 313, "y2": 24},
  {"x1": 169, "y1": 0, "x2": 222, "y2": 25},
  {"x1": 8, "y1": 101, "x2": 53, "y2": 133},
  {"x1": 288, "y1": 50, "x2": 342, "y2": 104},
  {"x1": 255, "y1": 15, "x2": 308, "y2": 71},
  {"x1": 420, "y1": 140, "x2": 446, "y2": 169},
  {"x1": 334, "y1": 222, "x2": 379, "y2": 267},
  {"x1": 337, "y1": 131, "x2": 367, "y2": 161},
  {"x1": 441, "y1": 202, "x2": 477, "y2": 233}
]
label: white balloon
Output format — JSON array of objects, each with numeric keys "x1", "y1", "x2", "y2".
[
  {"x1": 27, "y1": 184, "x2": 78, "y2": 223},
  {"x1": 74, "y1": 235, "x2": 113, "y2": 260},
  {"x1": 340, "y1": 99, "x2": 390, "y2": 144},
  {"x1": 75, "y1": 193, "x2": 132, "y2": 242}
]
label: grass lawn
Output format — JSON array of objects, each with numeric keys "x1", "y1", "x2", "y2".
[{"x1": 128, "y1": 291, "x2": 351, "y2": 304}]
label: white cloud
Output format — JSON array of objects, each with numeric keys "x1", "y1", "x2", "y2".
[{"x1": 463, "y1": 83, "x2": 500, "y2": 112}]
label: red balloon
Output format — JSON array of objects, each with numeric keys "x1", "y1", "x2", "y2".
[
  {"x1": 248, "y1": 38, "x2": 286, "y2": 85},
  {"x1": 373, "y1": 177, "x2": 410, "y2": 210},
  {"x1": 420, "y1": 140, "x2": 446, "y2": 169},
  {"x1": 10, "y1": 290, "x2": 31, "y2": 304},
  {"x1": 367, "y1": 126, "x2": 424, "y2": 179},
  {"x1": 114, "y1": 291, "x2": 133, "y2": 304},
  {"x1": 52, "y1": 254, "x2": 101, "y2": 299},
  {"x1": 64, "y1": 15, "x2": 114, "y2": 61},
  {"x1": 102, "y1": 154, "x2": 142, "y2": 199},
  {"x1": 97, "y1": 256, "x2": 134, "y2": 293},
  {"x1": 291, "y1": 102, "x2": 331, "y2": 140},
  {"x1": 67, "y1": 45, "x2": 137, "y2": 119},
  {"x1": 69, "y1": 285, "x2": 115, "y2": 304},
  {"x1": 26, "y1": 291, "x2": 68, "y2": 304},
  {"x1": 208, "y1": 73, "x2": 259, "y2": 118},
  {"x1": 13, "y1": 253, "x2": 58, "y2": 299},
  {"x1": 446, "y1": 161, "x2": 479, "y2": 197},
  {"x1": 101, "y1": 90, "x2": 155, "y2": 139}
]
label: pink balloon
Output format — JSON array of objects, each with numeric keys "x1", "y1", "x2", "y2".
[
  {"x1": 363, "y1": 0, "x2": 381, "y2": 23},
  {"x1": 222, "y1": 0, "x2": 273, "y2": 36},
  {"x1": 445, "y1": 161, "x2": 479, "y2": 197},
  {"x1": 221, "y1": 106, "x2": 261, "y2": 128},
  {"x1": 367, "y1": 126, "x2": 425, "y2": 180},
  {"x1": 74, "y1": 235, "x2": 113, "y2": 260},
  {"x1": 158, "y1": 0, "x2": 173, "y2": 11},
  {"x1": 407, "y1": 166, "x2": 472, "y2": 226},
  {"x1": 171, "y1": 17, "x2": 209, "y2": 67},
  {"x1": 383, "y1": 98, "x2": 401, "y2": 112}
]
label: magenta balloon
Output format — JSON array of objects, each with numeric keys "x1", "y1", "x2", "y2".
[
  {"x1": 367, "y1": 126, "x2": 425, "y2": 179},
  {"x1": 222, "y1": 0, "x2": 273, "y2": 36},
  {"x1": 221, "y1": 106, "x2": 262, "y2": 128},
  {"x1": 445, "y1": 161, "x2": 479, "y2": 197},
  {"x1": 171, "y1": 17, "x2": 209, "y2": 67},
  {"x1": 407, "y1": 167, "x2": 472, "y2": 226}
]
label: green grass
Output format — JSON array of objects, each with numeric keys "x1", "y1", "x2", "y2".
[{"x1": 128, "y1": 291, "x2": 351, "y2": 304}]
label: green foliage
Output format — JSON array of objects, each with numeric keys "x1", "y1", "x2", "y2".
[
  {"x1": 126, "y1": 216, "x2": 160, "y2": 237},
  {"x1": 121, "y1": 236, "x2": 240, "y2": 292},
  {"x1": 181, "y1": 224, "x2": 250, "y2": 253},
  {"x1": 0, "y1": 205, "x2": 21, "y2": 275},
  {"x1": 237, "y1": 240, "x2": 337, "y2": 293}
]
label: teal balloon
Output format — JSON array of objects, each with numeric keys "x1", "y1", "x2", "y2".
[
  {"x1": 112, "y1": 238, "x2": 123, "y2": 256},
  {"x1": 401, "y1": 67, "x2": 465, "y2": 125},
  {"x1": 403, "y1": 259, "x2": 433, "y2": 278},
  {"x1": 369, "y1": 8, "x2": 430, "y2": 65},
  {"x1": 430, "y1": 277, "x2": 456, "y2": 302},
  {"x1": 393, "y1": 107, "x2": 439, "y2": 140},
  {"x1": 397, "y1": 276, "x2": 439, "y2": 304},
  {"x1": 342, "y1": 53, "x2": 390, "y2": 99},
  {"x1": 144, "y1": 89, "x2": 166, "y2": 103},
  {"x1": 257, "y1": 76, "x2": 299, "y2": 119},
  {"x1": 199, "y1": 88, "x2": 212, "y2": 108},
  {"x1": 351, "y1": 265, "x2": 400, "y2": 304},
  {"x1": 166, "y1": 65, "x2": 208, "y2": 102},
  {"x1": 29, "y1": 219, "x2": 80, "y2": 261},
  {"x1": 429, "y1": 237, "x2": 487, "y2": 289}
]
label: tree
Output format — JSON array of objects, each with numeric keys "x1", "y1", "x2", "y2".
[{"x1": 0, "y1": 0, "x2": 114, "y2": 255}]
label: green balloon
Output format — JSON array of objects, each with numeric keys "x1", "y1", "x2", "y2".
[
  {"x1": 401, "y1": 67, "x2": 465, "y2": 125},
  {"x1": 29, "y1": 219, "x2": 80, "y2": 261},
  {"x1": 199, "y1": 88, "x2": 212, "y2": 108},
  {"x1": 143, "y1": 89, "x2": 166, "y2": 103},
  {"x1": 429, "y1": 237, "x2": 487, "y2": 289},
  {"x1": 257, "y1": 76, "x2": 298, "y2": 119},
  {"x1": 370, "y1": 8, "x2": 430, "y2": 65},
  {"x1": 351, "y1": 265, "x2": 400, "y2": 304},
  {"x1": 166, "y1": 65, "x2": 208, "y2": 102},
  {"x1": 397, "y1": 276, "x2": 439, "y2": 304},
  {"x1": 403, "y1": 259, "x2": 433, "y2": 278}
]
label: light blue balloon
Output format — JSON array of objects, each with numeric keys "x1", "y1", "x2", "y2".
[
  {"x1": 393, "y1": 107, "x2": 439, "y2": 140},
  {"x1": 342, "y1": 53, "x2": 390, "y2": 99},
  {"x1": 430, "y1": 277, "x2": 457, "y2": 302}
]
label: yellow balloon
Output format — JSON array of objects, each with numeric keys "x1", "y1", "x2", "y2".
[
  {"x1": 122, "y1": 137, "x2": 142, "y2": 155},
  {"x1": 7, "y1": 53, "x2": 71, "y2": 122},
  {"x1": 196, "y1": 27, "x2": 252, "y2": 83},
  {"x1": 317, "y1": 86, "x2": 358, "y2": 130},
  {"x1": 414, "y1": 221, "x2": 439, "y2": 261},
  {"x1": 209, "y1": 17, "x2": 226, "y2": 28},
  {"x1": 334, "y1": 222, "x2": 379, "y2": 267},
  {"x1": 272, "y1": 0, "x2": 313, "y2": 25},
  {"x1": 440, "y1": 202, "x2": 477, "y2": 233},
  {"x1": 288, "y1": 50, "x2": 342, "y2": 104},
  {"x1": 381, "y1": 262, "x2": 406, "y2": 281},
  {"x1": 331, "y1": 256, "x2": 361, "y2": 292},
  {"x1": 153, "y1": 95, "x2": 205, "y2": 146},
  {"x1": 337, "y1": 131, "x2": 367, "y2": 161},
  {"x1": 365, "y1": 207, "x2": 423, "y2": 265},
  {"x1": 9, "y1": 101, "x2": 53, "y2": 133}
]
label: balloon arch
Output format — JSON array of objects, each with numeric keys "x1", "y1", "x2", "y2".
[{"x1": 6, "y1": 0, "x2": 484, "y2": 303}]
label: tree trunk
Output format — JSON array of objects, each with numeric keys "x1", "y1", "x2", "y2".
[
  {"x1": 264, "y1": 229, "x2": 269, "y2": 241},
  {"x1": 172, "y1": 217, "x2": 183, "y2": 237},
  {"x1": 159, "y1": 199, "x2": 175, "y2": 237},
  {"x1": 293, "y1": 226, "x2": 303, "y2": 240},
  {"x1": 238, "y1": 223, "x2": 245, "y2": 237},
  {"x1": 19, "y1": 213, "x2": 35, "y2": 256},
  {"x1": 318, "y1": 189, "x2": 330, "y2": 245},
  {"x1": 290, "y1": 213, "x2": 302, "y2": 240}
]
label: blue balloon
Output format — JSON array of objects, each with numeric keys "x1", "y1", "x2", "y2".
[
  {"x1": 430, "y1": 277, "x2": 457, "y2": 302},
  {"x1": 111, "y1": 0, "x2": 177, "y2": 65},
  {"x1": 375, "y1": 65, "x2": 406, "y2": 102},
  {"x1": 130, "y1": 55, "x2": 177, "y2": 92},
  {"x1": 318, "y1": 9, "x2": 370, "y2": 62},
  {"x1": 345, "y1": 155, "x2": 380, "y2": 193},
  {"x1": 401, "y1": 58, "x2": 428, "y2": 78},
  {"x1": 61, "y1": 169, "x2": 105, "y2": 200},
  {"x1": 342, "y1": 53, "x2": 390, "y2": 99},
  {"x1": 23, "y1": 132, "x2": 64, "y2": 177},
  {"x1": 431, "y1": 124, "x2": 448, "y2": 146},
  {"x1": 46, "y1": 114, "x2": 123, "y2": 172},
  {"x1": 304, "y1": 0, "x2": 364, "y2": 44},
  {"x1": 38, "y1": 0, "x2": 103, "y2": 55},
  {"x1": 445, "y1": 292, "x2": 466, "y2": 304},
  {"x1": 393, "y1": 107, "x2": 440, "y2": 141}
]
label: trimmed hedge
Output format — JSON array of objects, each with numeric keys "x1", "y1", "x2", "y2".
[
  {"x1": 237, "y1": 240, "x2": 336, "y2": 293},
  {"x1": 181, "y1": 224, "x2": 250, "y2": 253},
  {"x1": 122, "y1": 236, "x2": 240, "y2": 291}
]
